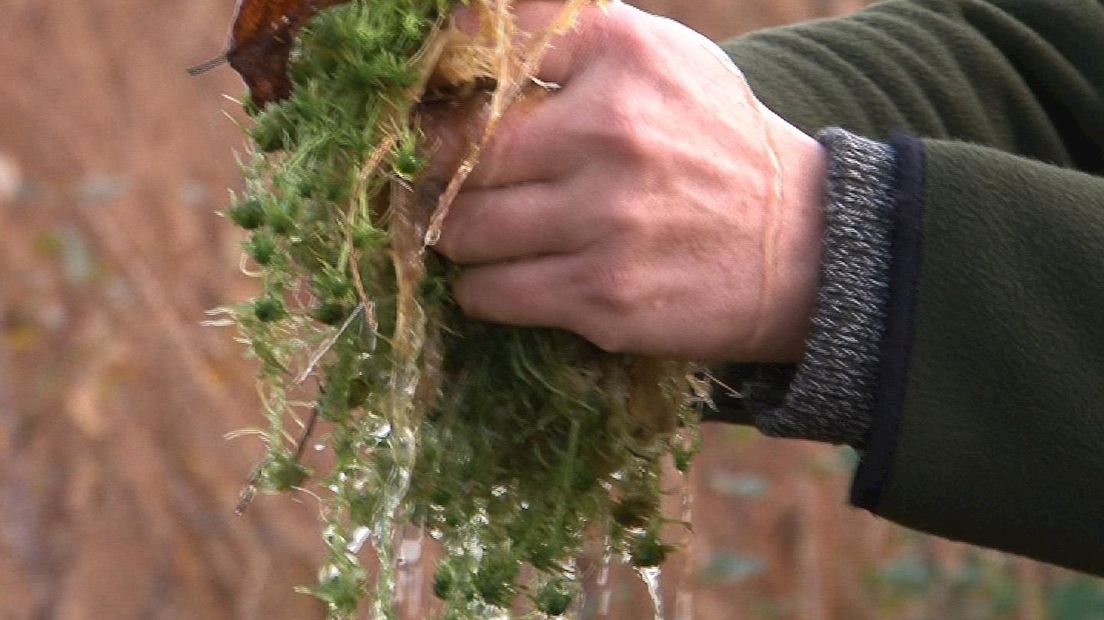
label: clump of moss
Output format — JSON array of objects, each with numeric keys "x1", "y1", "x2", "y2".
[{"x1": 216, "y1": 1, "x2": 704, "y2": 618}]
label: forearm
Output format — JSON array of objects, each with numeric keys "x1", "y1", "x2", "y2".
[{"x1": 714, "y1": 0, "x2": 1104, "y2": 574}]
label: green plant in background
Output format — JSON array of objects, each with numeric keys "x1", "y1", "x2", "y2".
[
  {"x1": 1048, "y1": 576, "x2": 1104, "y2": 620},
  {"x1": 869, "y1": 539, "x2": 1104, "y2": 620},
  {"x1": 212, "y1": 1, "x2": 703, "y2": 617}
]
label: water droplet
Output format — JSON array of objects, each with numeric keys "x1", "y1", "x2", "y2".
[
  {"x1": 372, "y1": 423, "x2": 392, "y2": 440},
  {"x1": 596, "y1": 550, "x2": 613, "y2": 617},
  {"x1": 399, "y1": 538, "x2": 422, "y2": 564},
  {"x1": 636, "y1": 566, "x2": 665, "y2": 620},
  {"x1": 347, "y1": 526, "x2": 372, "y2": 554}
]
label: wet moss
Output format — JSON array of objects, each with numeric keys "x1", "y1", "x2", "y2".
[{"x1": 220, "y1": 1, "x2": 702, "y2": 618}]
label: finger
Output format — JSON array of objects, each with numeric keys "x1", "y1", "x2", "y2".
[
  {"x1": 508, "y1": 0, "x2": 595, "y2": 85},
  {"x1": 450, "y1": 0, "x2": 619, "y2": 86},
  {"x1": 435, "y1": 180, "x2": 591, "y2": 264},
  {"x1": 420, "y1": 85, "x2": 580, "y2": 188},
  {"x1": 423, "y1": 1, "x2": 634, "y2": 188},
  {"x1": 464, "y1": 87, "x2": 577, "y2": 187},
  {"x1": 452, "y1": 254, "x2": 580, "y2": 330},
  {"x1": 418, "y1": 94, "x2": 489, "y2": 183}
]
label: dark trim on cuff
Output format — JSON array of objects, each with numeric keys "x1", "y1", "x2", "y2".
[{"x1": 850, "y1": 133, "x2": 928, "y2": 510}]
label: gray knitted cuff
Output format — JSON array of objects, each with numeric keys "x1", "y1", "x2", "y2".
[{"x1": 753, "y1": 128, "x2": 897, "y2": 447}]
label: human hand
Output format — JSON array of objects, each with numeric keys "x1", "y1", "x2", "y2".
[{"x1": 423, "y1": 1, "x2": 827, "y2": 362}]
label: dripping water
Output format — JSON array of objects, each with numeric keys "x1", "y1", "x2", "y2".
[
  {"x1": 674, "y1": 479, "x2": 694, "y2": 620},
  {"x1": 370, "y1": 422, "x2": 418, "y2": 619},
  {"x1": 595, "y1": 549, "x2": 613, "y2": 618},
  {"x1": 347, "y1": 526, "x2": 372, "y2": 555},
  {"x1": 395, "y1": 530, "x2": 426, "y2": 617},
  {"x1": 635, "y1": 565, "x2": 665, "y2": 620}
]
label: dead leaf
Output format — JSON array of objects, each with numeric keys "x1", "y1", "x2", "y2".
[{"x1": 193, "y1": 0, "x2": 351, "y2": 107}]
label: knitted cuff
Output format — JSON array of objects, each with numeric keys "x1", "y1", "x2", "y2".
[{"x1": 750, "y1": 129, "x2": 898, "y2": 447}]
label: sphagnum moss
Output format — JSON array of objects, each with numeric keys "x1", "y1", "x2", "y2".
[{"x1": 214, "y1": 1, "x2": 705, "y2": 617}]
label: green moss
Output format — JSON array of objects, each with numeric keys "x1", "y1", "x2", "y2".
[
  {"x1": 311, "y1": 564, "x2": 367, "y2": 616},
  {"x1": 228, "y1": 198, "x2": 265, "y2": 229},
  {"x1": 311, "y1": 301, "x2": 349, "y2": 326},
  {"x1": 613, "y1": 493, "x2": 659, "y2": 529},
  {"x1": 264, "y1": 198, "x2": 299, "y2": 235},
  {"x1": 472, "y1": 556, "x2": 519, "y2": 607},
  {"x1": 253, "y1": 296, "x2": 286, "y2": 323},
  {"x1": 534, "y1": 580, "x2": 575, "y2": 617},
  {"x1": 246, "y1": 230, "x2": 278, "y2": 265},
  {"x1": 263, "y1": 451, "x2": 310, "y2": 491},
  {"x1": 223, "y1": 1, "x2": 702, "y2": 618},
  {"x1": 432, "y1": 562, "x2": 455, "y2": 600},
  {"x1": 393, "y1": 128, "x2": 425, "y2": 181},
  {"x1": 630, "y1": 529, "x2": 672, "y2": 568}
]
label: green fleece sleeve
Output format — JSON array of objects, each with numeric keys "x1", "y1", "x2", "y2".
[
  {"x1": 883, "y1": 139, "x2": 1104, "y2": 575},
  {"x1": 725, "y1": 0, "x2": 1104, "y2": 168},
  {"x1": 721, "y1": 0, "x2": 1104, "y2": 574}
]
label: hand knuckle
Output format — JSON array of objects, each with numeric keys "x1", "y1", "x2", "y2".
[
  {"x1": 588, "y1": 101, "x2": 650, "y2": 163},
  {"x1": 603, "y1": 201, "x2": 645, "y2": 237},
  {"x1": 588, "y1": 261, "x2": 639, "y2": 316}
]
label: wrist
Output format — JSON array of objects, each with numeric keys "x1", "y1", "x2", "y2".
[
  {"x1": 757, "y1": 114, "x2": 828, "y2": 361},
  {"x1": 751, "y1": 129, "x2": 899, "y2": 447}
]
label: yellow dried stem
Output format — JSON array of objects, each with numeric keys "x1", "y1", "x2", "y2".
[
  {"x1": 387, "y1": 179, "x2": 428, "y2": 404},
  {"x1": 356, "y1": 133, "x2": 398, "y2": 185}
]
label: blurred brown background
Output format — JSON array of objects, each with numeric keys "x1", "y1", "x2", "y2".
[{"x1": 1, "y1": 1, "x2": 1100, "y2": 619}]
